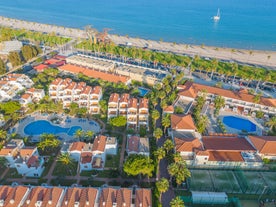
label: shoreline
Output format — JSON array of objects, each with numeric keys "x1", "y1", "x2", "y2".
[{"x1": 0, "y1": 16, "x2": 276, "y2": 68}]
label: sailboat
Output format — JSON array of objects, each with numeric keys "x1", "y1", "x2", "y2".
[{"x1": 213, "y1": 8, "x2": 220, "y2": 21}]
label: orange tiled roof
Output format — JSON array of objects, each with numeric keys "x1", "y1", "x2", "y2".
[
  {"x1": 92, "y1": 86, "x2": 102, "y2": 95},
  {"x1": 174, "y1": 137, "x2": 203, "y2": 152},
  {"x1": 99, "y1": 188, "x2": 117, "y2": 207},
  {"x1": 59, "y1": 64, "x2": 129, "y2": 83},
  {"x1": 44, "y1": 58, "x2": 60, "y2": 65},
  {"x1": 208, "y1": 151, "x2": 244, "y2": 162},
  {"x1": 21, "y1": 93, "x2": 31, "y2": 100},
  {"x1": 178, "y1": 81, "x2": 276, "y2": 107},
  {"x1": 70, "y1": 142, "x2": 86, "y2": 152},
  {"x1": 116, "y1": 188, "x2": 132, "y2": 207},
  {"x1": 128, "y1": 136, "x2": 140, "y2": 152},
  {"x1": 0, "y1": 185, "x2": 13, "y2": 201},
  {"x1": 163, "y1": 105, "x2": 174, "y2": 113},
  {"x1": 19, "y1": 147, "x2": 36, "y2": 158},
  {"x1": 135, "y1": 189, "x2": 152, "y2": 207},
  {"x1": 139, "y1": 98, "x2": 148, "y2": 109},
  {"x1": 41, "y1": 187, "x2": 64, "y2": 207},
  {"x1": 61, "y1": 187, "x2": 98, "y2": 207},
  {"x1": 109, "y1": 93, "x2": 120, "y2": 103},
  {"x1": 82, "y1": 85, "x2": 92, "y2": 95},
  {"x1": 92, "y1": 135, "x2": 106, "y2": 152},
  {"x1": 81, "y1": 152, "x2": 93, "y2": 164},
  {"x1": 120, "y1": 93, "x2": 130, "y2": 103},
  {"x1": 22, "y1": 187, "x2": 47, "y2": 207},
  {"x1": 0, "y1": 146, "x2": 17, "y2": 156},
  {"x1": 34, "y1": 64, "x2": 48, "y2": 71},
  {"x1": 27, "y1": 88, "x2": 35, "y2": 93},
  {"x1": 171, "y1": 114, "x2": 197, "y2": 130},
  {"x1": 4, "y1": 186, "x2": 29, "y2": 207},
  {"x1": 202, "y1": 136, "x2": 255, "y2": 151},
  {"x1": 51, "y1": 78, "x2": 63, "y2": 86},
  {"x1": 248, "y1": 136, "x2": 276, "y2": 154},
  {"x1": 128, "y1": 97, "x2": 138, "y2": 108}
]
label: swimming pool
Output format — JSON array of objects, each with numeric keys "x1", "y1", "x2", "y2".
[
  {"x1": 24, "y1": 120, "x2": 82, "y2": 136},
  {"x1": 138, "y1": 87, "x2": 150, "y2": 97},
  {"x1": 222, "y1": 116, "x2": 256, "y2": 132}
]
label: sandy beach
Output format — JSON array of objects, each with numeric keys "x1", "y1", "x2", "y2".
[{"x1": 0, "y1": 16, "x2": 275, "y2": 68}]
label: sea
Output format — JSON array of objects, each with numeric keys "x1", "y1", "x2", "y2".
[{"x1": 0, "y1": 0, "x2": 275, "y2": 51}]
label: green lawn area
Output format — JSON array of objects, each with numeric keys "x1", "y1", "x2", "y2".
[
  {"x1": 105, "y1": 151, "x2": 120, "y2": 169},
  {"x1": 4, "y1": 168, "x2": 22, "y2": 179},
  {"x1": 52, "y1": 162, "x2": 78, "y2": 176},
  {"x1": 79, "y1": 179, "x2": 105, "y2": 187},
  {"x1": 41, "y1": 156, "x2": 54, "y2": 177},
  {"x1": 50, "y1": 178, "x2": 77, "y2": 186},
  {"x1": 97, "y1": 170, "x2": 120, "y2": 178}
]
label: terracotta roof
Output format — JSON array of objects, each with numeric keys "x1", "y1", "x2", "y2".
[
  {"x1": 120, "y1": 93, "x2": 130, "y2": 103},
  {"x1": 81, "y1": 152, "x2": 93, "y2": 164},
  {"x1": 202, "y1": 137, "x2": 255, "y2": 151},
  {"x1": 59, "y1": 64, "x2": 129, "y2": 83},
  {"x1": 4, "y1": 186, "x2": 29, "y2": 207},
  {"x1": 27, "y1": 155, "x2": 40, "y2": 167},
  {"x1": 19, "y1": 147, "x2": 36, "y2": 158},
  {"x1": 139, "y1": 98, "x2": 148, "y2": 109},
  {"x1": 51, "y1": 78, "x2": 63, "y2": 86},
  {"x1": 196, "y1": 150, "x2": 209, "y2": 156},
  {"x1": 208, "y1": 151, "x2": 244, "y2": 162},
  {"x1": 92, "y1": 135, "x2": 106, "y2": 152},
  {"x1": 81, "y1": 85, "x2": 92, "y2": 95},
  {"x1": 21, "y1": 93, "x2": 32, "y2": 100},
  {"x1": 109, "y1": 93, "x2": 120, "y2": 103},
  {"x1": 34, "y1": 64, "x2": 48, "y2": 71},
  {"x1": 135, "y1": 189, "x2": 152, "y2": 207},
  {"x1": 163, "y1": 105, "x2": 174, "y2": 113},
  {"x1": 116, "y1": 188, "x2": 132, "y2": 207},
  {"x1": 41, "y1": 187, "x2": 64, "y2": 207},
  {"x1": 174, "y1": 137, "x2": 203, "y2": 152},
  {"x1": 70, "y1": 142, "x2": 86, "y2": 152},
  {"x1": 248, "y1": 136, "x2": 276, "y2": 154},
  {"x1": 128, "y1": 97, "x2": 138, "y2": 108},
  {"x1": 99, "y1": 188, "x2": 117, "y2": 207},
  {"x1": 0, "y1": 146, "x2": 17, "y2": 156},
  {"x1": 27, "y1": 88, "x2": 35, "y2": 93},
  {"x1": 44, "y1": 58, "x2": 60, "y2": 65},
  {"x1": 128, "y1": 136, "x2": 140, "y2": 153},
  {"x1": 0, "y1": 185, "x2": 13, "y2": 201},
  {"x1": 22, "y1": 187, "x2": 47, "y2": 207},
  {"x1": 53, "y1": 55, "x2": 66, "y2": 60},
  {"x1": 65, "y1": 82, "x2": 77, "y2": 90},
  {"x1": 178, "y1": 81, "x2": 276, "y2": 107},
  {"x1": 171, "y1": 114, "x2": 197, "y2": 130},
  {"x1": 92, "y1": 86, "x2": 102, "y2": 95},
  {"x1": 61, "y1": 187, "x2": 98, "y2": 207}
]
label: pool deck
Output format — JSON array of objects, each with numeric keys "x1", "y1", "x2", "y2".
[
  {"x1": 219, "y1": 111, "x2": 263, "y2": 136},
  {"x1": 14, "y1": 112, "x2": 101, "y2": 142}
]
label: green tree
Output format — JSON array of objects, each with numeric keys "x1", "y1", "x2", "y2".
[
  {"x1": 266, "y1": 117, "x2": 276, "y2": 131},
  {"x1": 21, "y1": 45, "x2": 36, "y2": 61},
  {"x1": 109, "y1": 116, "x2": 127, "y2": 128},
  {"x1": 123, "y1": 154, "x2": 154, "y2": 177},
  {"x1": 0, "y1": 130, "x2": 7, "y2": 141},
  {"x1": 156, "y1": 178, "x2": 169, "y2": 203},
  {"x1": 154, "y1": 147, "x2": 166, "y2": 179},
  {"x1": 8, "y1": 51, "x2": 23, "y2": 66},
  {"x1": 152, "y1": 109, "x2": 160, "y2": 125},
  {"x1": 197, "y1": 115, "x2": 209, "y2": 134},
  {"x1": 253, "y1": 93, "x2": 261, "y2": 104},
  {"x1": 163, "y1": 139, "x2": 174, "y2": 154},
  {"x1": 214, "y1": 95, "x2": 225, "y2": 115},
  {"x1": 0, "y1": 58, "x2": 6, "y2": 75},
  {"x1": 57, "y1": 152, "x2": 74, "y2": 166},
  {"x1": 170, "y1": 196, "x2": 185, "y2": 207},
  {"x1": 162, "y1": 114, "x2": 171, "y2": 133},
  {"x1": 85, "y1": 130, "x2": 94, "y2": 141},
  {"x1": 174, "y1": 106, "x2": 184, "y2": 114},
  {"x1": 69, "y1": 102, "x2": 79, "y2": 115},
  {"x1": 74, "y1": 129, "x2": 84, "y2": 140},
  {"x1": 37, "y1": 133, "x2": 61, "y2": 154},
  {"x1": 154, "y1": 128, "x2": 163, "y2": 140}
]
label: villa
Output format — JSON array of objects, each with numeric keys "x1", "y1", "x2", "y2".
[
  {"x1": 0, "y1": 73, "x2": 33, "y2": 102},
  {"x1": 49, "y1": 78, "x2": 102, "y2": 114},
  {"x1": 62, "y1": 135, "x2": 117, "y2": 171},
  {"x1": 19, "y1": 88, "x2": 45, "y2": 107},
  {"x1": 126, "y1": 135, "x2": 150, "y2": 156},
  {"x1": 108, "y1": 93, "x2": 149, "y2": 130},
  {"x1": 0, "y1": 185, "x2": 152, "y2": 207},
  {"x1": 178, "y1": 81, "x2": 276, "y2": 115},
  {"x1": 247, "y1": 135, "x2": 276, "y2": 160},
  {"x1": 0, "y1": 139, "x2": 44, "y2": 177}
]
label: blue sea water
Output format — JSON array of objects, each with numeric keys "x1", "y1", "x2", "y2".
[{"x1": 0, "y1": 0, "x2": 275, "y2": 50}]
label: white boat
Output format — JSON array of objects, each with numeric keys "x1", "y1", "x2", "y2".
[{"x1": 213, "y1": 8, "x2": 220, "y2": 21}]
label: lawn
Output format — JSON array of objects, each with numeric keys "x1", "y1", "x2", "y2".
[
  {"x1": 41, "y1": 156, "x2": 54, "y2": 177},
  {"x1": 4, "y1": 168, "x2": 22, "y2": 179},
  {"x1": 79, "y1": 179, "x2": 105, "y2": 187},
  {"x1": 105, "y1": 150, "x2": 120, "y2": 169},
  {"x1": 97, "y1": 170, "x2": 120, "y2": 178},
  {"x1": 52, "y1": 162, "x2": 78, "y2": 176},
  {"x1": 50, "y1": 178, "x2": 77, "y2": 186}
]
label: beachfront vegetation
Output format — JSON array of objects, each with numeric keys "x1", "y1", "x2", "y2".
[
  {"x1": 76, "y1": 41, "x2": 276, "y2": 83},
  {"x1": 123, "y1": 154, "x2": 154, "y2": 178},
  {"x1": 0, "y1": 27, "x2": 71, "y2": 46}
]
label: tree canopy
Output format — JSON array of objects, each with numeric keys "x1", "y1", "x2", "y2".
[
  {"x1": 123, "y1": 154, "x2": 154, "y2": 177},
  {"x1": 109, "y1": 116, "x2": 127, "y2": 128}
]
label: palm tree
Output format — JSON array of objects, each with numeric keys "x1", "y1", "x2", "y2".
[
  {"x1": 154, "y1": 147, "x2": 166, "y2": 179},
  {"x1": 154, "y1": 128, "x2": 163, "y2": 141},
  {"x1": 266, "y1": 117, "x2": 276, "y2": 131},
  {"x1": 152, "y1": 110, "x2": 160, "y2": 125},
  {"x1": 74, "y1": 129, "x2": 84, "y2": 140},
  {"x1": 170, "y1": 196, "x2": 185, "y2": 207},
  {"x1": 0, "y1": 130, "x2": 7, "y2": 141},
  {"x1": 197, "y1": 115, "x2": 209, "y2": 134},
  {"x1": 214, "y1": 95, "x2": 225, "y2": 115},
  {"x1": 85, "y1": 130, "x2": 94, "y2": 141},
  {"x1": 57, "y1": 153, "x2": 74, "y2": 166},
  {"x1": 163, "y1": 139, "x2": 174, "y2": 154},
  {"x1": 168, "y1": 159, "x2": 191, "y2": 187},
  {"x1": 162, "y1": 114, "x2": 171, "y2": 134},
  {"x1": 156, "y1": 178, "x2": 169, "y2": 203},
  {"x1": 253, "y1": 93, "x2": 261, "y2": 104}
]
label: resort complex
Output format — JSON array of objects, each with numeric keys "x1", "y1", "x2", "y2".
[{"x1": 0, "y1": 16, "x2": 276, "y2": 207}]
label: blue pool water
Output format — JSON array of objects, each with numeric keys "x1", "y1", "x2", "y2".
[
  {"x1": 24, "y1": 120, "x2": 82, "y2": 136},
  {"x1": 222, "y1": 116, "x2": 256, "y2": 132},
  {"x1": 138, "y1": 87, "x2": 150, "y2": 97}
]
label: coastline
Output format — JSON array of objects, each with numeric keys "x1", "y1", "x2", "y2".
[{"x1": 0, "y1": 16, "x2": 276, "y2": 68}]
